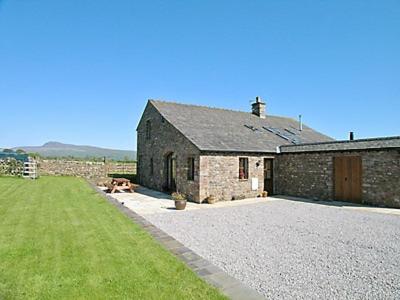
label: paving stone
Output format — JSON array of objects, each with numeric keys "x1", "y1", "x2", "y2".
[
  {"x1": 179, "y1": 251, "x2": 203, "y2": 263},
  {"x1": 162, "y1": 239, "x2": 184, "y2": 250},
  {"x1": 195, "y1": 268, "x2": 213, "y2": 276},
  {"x1": 187, "y1": 258, "x2": 212, "y2": 270},
  {"x1": 171, "y1": 246, "x2": 191, "y2": 255}
]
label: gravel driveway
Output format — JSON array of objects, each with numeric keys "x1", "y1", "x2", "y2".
[{"x1": 146, "y1": 199, "x2": 400, "y2": 299}]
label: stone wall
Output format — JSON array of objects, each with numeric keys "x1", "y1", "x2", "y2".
[
  {"x1": 199, "y1": 152, "x2": 276, "y2": 202},
  {"x1": 275, "y1": 153, "x2": 333, "y2": 201},
  {"x1": 137, "y1": 102, "x2": 201, "y2": 202},
  {"x1": 0, "y1": 158, "x2": 24, "y2": 176},
  {"x1": 38, "y1": 159, "x2": 136, "y2": 179},
  {"x1": 276, "y1": 149, "x2": 400, "y2": 208}
]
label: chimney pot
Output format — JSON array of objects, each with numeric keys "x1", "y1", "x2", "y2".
[{"x1": 349, "y1": 132, "x2": 354, "y2": 141}]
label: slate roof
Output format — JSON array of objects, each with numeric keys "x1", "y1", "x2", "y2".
[
  {"x1": 279, "y1": 136, "x2": 400, "y2": 153},
  {"x1": 149, "y1": 100, "x2": 334, "y2": 153}
]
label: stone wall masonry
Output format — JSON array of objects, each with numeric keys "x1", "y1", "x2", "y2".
[
  {"x1": 275, "y1": 153, "x2": 333, "y2": 201},
  {"x1": 137, "y1": 102, "x2": 201, "y2": 202},
  {"x1": 200, "y1": 152, "x2": 276, "y2": 202},
  {"x1": 38, "y1": 159, "x2": 136, "y2": 179},
  {"x1": 275, "y1": 149, "x2": 400, "y2": 208}
]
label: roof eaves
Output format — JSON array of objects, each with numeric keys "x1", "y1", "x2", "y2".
[
  {"x1": 199, "y1": 148, "x2": 277, "y2": 154},
  {"x1": 280, "y1": 135, "x2": 400, "y2": 148}
]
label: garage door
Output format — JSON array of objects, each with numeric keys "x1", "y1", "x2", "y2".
[{"x1": 334, "y1": 156, "x2": 362, "y2": 203}]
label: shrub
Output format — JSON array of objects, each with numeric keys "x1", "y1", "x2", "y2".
[{"x1": 171, "y1": 192, "x2": 186, "y2": 201}]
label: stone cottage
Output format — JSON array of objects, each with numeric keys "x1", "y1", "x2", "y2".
[
  {"x1": 137, "y1": 98, "x2": 400, "y2": 208},
  {"x1": 136, "y1": 98, "x2": 333, "y2": 201}
]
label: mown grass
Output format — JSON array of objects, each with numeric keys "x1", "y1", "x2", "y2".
[{"x1": 0, "y1": 176, "x2": 225, "y2": 300}]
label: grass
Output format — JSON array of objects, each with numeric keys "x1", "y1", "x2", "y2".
[{"x1": 0, "y1": 176, "x2": 225, "y2": 300}]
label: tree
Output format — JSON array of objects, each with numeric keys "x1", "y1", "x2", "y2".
[
  {"x1": 3, "y1": 149, "x2": 13, "y2": 153},
  {"x1": 16, "y1": 149, "x2": 26, "y2": 154}
]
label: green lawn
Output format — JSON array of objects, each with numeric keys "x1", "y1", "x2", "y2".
[{"x1": 0, "y1": 176, "x2": 225, "y2": 300}]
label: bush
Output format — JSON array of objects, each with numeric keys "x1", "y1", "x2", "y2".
[{"x1": 171, "y1": 192, "x2": 186, "y2": 201}]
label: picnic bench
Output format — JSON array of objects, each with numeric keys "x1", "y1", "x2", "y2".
[{"x1": 106, "y1": 178, "x2": 137, "y2": 193}]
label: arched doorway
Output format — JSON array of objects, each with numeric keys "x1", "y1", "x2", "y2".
[{"x1": 165, "y1": 152, "x2": 176, "y2": 192}]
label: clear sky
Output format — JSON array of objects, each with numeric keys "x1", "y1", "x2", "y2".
[{"x1": 0, "y1": 0, "x2": 399, "y2": 150}]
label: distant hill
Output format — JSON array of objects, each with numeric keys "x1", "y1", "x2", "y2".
[{"x1": 13, "y1": 142, "x2": 136, "y2": 161}]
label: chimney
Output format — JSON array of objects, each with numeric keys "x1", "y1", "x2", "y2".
[
  {"x1": 251, "y1": 96, "x2": 266, "y2": 118},
  {"x1": 349, "y1": 131, "x2": 354, "y2": 141}
]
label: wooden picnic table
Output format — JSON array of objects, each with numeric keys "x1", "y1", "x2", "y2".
[
  {"x1": 107, "y1": 178, "x2": 136, "y2": 193},
  {"x1": 111, "y1": 178, "x2": 131, "y2": 185}
]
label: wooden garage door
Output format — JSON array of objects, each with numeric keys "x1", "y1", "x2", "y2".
[{"x1": 334, "y1": 156, "x2": 362, "y2": 203}]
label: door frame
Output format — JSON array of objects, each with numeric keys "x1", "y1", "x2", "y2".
[
  {"x1": 263, "y1": 158, "x2": 274, "y2": 195},
  {"x1": 165, "y1": 152, "x2": 177, "y2": 192},
  {"x1": 333, "y1": 155, "x2": 362, "y2": 203}
]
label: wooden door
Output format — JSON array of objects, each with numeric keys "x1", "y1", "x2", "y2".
[
  {"x1": 264, "y1": 158, "x2": 274, "y2": 195},
  {"x1": 334, "y1": 156, "x2": 362, "y2": 203},
  {"x1": 166, "y1": 153, "x2": 177, "y2": 192}
]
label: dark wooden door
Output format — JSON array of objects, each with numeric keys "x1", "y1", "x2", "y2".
[
  {"x1": 334, "y1": 156, "x2": 362, "y2": 203},
  {"x1": 264, "y1": 158, "x2": 274, "y2": 195},
  {"x1": 166, "y1": 153, "x2": 176, "y2": 192}
]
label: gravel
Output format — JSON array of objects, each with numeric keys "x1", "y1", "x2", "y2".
[{"x1": 146, "y1": 199, "x2": 400, "y2": 299}]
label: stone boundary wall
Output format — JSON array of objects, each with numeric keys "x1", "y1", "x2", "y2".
[
  {"x1": 38, "y1": 159, "x2": 136, "y2": 179},
  {"x1": 276, "y1": 148, "x2": 400, "y2": 208},
  {"x1": 0, "y1": 158, "x2": 24, "y2": 176}
]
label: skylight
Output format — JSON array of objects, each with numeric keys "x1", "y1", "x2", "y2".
[
  {"x1": 263, "y1": 126, "x2": 301, "y2": 144},
  {"x1": 244, "y1": 125, "x2": 259, "y2": 132}
]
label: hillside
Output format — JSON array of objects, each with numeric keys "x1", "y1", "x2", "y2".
[{"x1": 13, "y1": 142, "x2": 136, "y2": 161}]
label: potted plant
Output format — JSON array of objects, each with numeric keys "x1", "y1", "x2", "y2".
[
  {"x1": 172, "y1": 192, "x2": 187, "y2": 210},
  {"x1": 206, "y1": 195, "x2": 217, "y2": 204},
  {"x1": 262, "y1": 191, "x2": 268, "y2": 198}
]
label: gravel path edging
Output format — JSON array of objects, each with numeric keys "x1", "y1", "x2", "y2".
[{"x1": 87, "y1": 182, "x2": 264, "y2": 300}]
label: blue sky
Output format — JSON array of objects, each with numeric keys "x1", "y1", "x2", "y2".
[{"x1": 0, "y1": 0, "x2": 399, "y2": 150}]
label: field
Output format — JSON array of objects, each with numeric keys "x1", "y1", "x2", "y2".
[{"x1": 0, "y1": 176, "x2": 225, "y2": 299}]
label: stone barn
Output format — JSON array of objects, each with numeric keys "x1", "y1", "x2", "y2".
[
  {"x1": 136, "y1": 98, "x2": 331, "y2": 201},
  {"x1": 136, "y1": 98, "x2": 400, "y2": 207}
]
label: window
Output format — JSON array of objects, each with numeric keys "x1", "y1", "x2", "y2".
[
  {"x1": 239, "y1": 157, "x2": 248, "y2": 180},
  {"x1": 150, "y1": 158, "x2": 154, "y2": 176},
  {"x1": 146, "y1": 120, "x2": 151, "y2": 140},
  {"x1": 187, "y1": 157, "x2": 195, "y2": 181}
]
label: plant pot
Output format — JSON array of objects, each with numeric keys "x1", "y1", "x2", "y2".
[
  {"x1": 207, "y1": 196, "x2": 217, "y2": 204},
  {"x1": 262, "y1": 191, "x2": 268, "y2": 198},
  {"x1": 175, "y1": 200, "x2": 187, "y2": 210}
]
